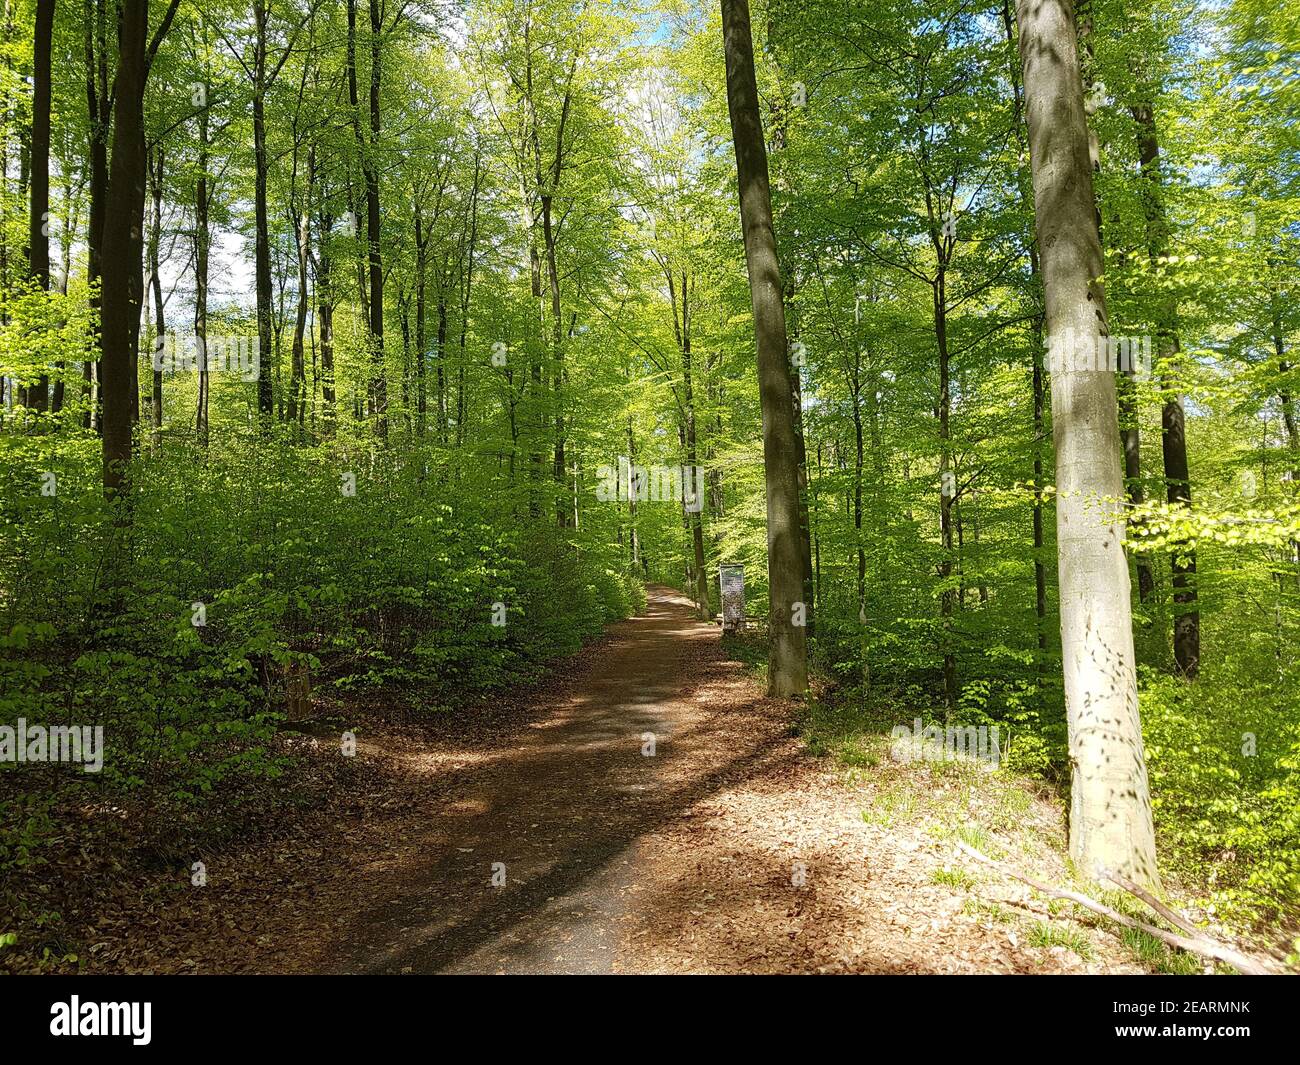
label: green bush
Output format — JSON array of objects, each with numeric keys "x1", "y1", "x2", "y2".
[
  {"x1": 0, "y1": 428, "x2": 640, "y2": 806},
  {"x1": 1141, "y1": 665, "x2": 1300, "y2": 923}
]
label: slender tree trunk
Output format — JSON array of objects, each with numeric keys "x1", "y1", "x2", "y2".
[
  {"x1": 626, "y1": 413, "x2": 641, "y2": 572},
  {"x1": 934, "y1": 274, "x2": 958, "y2": 714},
  {"x1": 851, "y1": 355, "x2": 865, "y2": 610},
  {"x1": 82, "y1": 0, "x2": 108, "y2": 432},
  {"x1": 1001, "y1": 0, "x2": 1052, "y2": 650},
  {"x1": 1077, "y1": 4, "x2": 1156, "y2": 605},
  {"x1": 1275, "y1": 294, "x2": 1298, "y2": 477},
  {"x1": 1274, "y1": 294, "x2": 1300, "y2": 583},
  {"x1": 414, "y1": 204, "x2": 427, "y2": 435},
  {"x1": 0, "y1": 2, "x2": 10, "y2": 384},
  {"x1": 101, "y1": 0, "x2": 155, "y2": 505},
  {"x1": 1017, "y1": 0, "x2": 1159, "y2": 885},
  {"x1": 455, "y1": 150, "x2": 481, "y2": 447},
  {"x1": 677, "y1": 272, "x2": 709, "y2": 619},
  {"x1": 787, "y1": 312, "x2": 815, "y2": 634},
  {"x1": 542, "y1": 194, "x2": 568, "y2": 525},
  {"x1": 1131, "y1": 100, "x2": 1199, "y2": 677},
  {"x1": 345, "y1": 0, "x2": 369, "y2": 343},
  {"x1": 289, "y1": 152, "x2": 312, "y2": 429},
  {"x1": 365, "y1": 0, "x2": 386, "y2": 437},
  {"x1": 252, "y1": 0, "x2": 274, "y2": 419},
  {"x1": 436, "y1": 292, "x2": 448, "y2": 444},
  {"x1": 194, "y1": 91, "x2": 211, "y2": 447},
  {"x1": 1119, "y1": 368, "x2": 1155, "y2": 600},
  {"x1": 25, "y1": 0, "x2": 53, "y2": 412},
  {"x1": 398, "y1": 290, "x2": 411, "y2": 430},
  {"x1": 147, "y1": 144, "x2": 165, "y2": 449},
  {"x1": 721, "y1": 0, "x2": 808, "y2": 697},
  {"x1": 316, "y1": 209, "x2": 336, "y2": 431},
  {"x1": 1031, "y1": 327, "x2": 1050, "y2": 646},
  {"x1": 51, "y1": 171, "x2": 79, "y2": 413}
]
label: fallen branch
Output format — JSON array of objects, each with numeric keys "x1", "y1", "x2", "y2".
[
  {"x1": 955, "y1": 841, "x2": 1277, "y2": 976},
  {"x1": 1100, "y1": 867, "x2": 1201, "y2": 939}
]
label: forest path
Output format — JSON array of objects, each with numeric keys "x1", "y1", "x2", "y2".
[
  {"x1": 134, "y1": 586, "x2": 1141, "y2": 974},
  {"x1": 316, "y1": 584, "x2": 786, "y2": 974}
]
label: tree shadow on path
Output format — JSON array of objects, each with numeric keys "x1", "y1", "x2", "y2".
[{"x1": 321, "y1": 586, "x2": 802, "y2": 974}]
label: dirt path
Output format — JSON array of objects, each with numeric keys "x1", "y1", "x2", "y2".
[
  {"x1": 313, "y1": 584, "x2": 793, "y2": 974},
  {"x1": 93, "y1": 586, "x2": 1147, "y2": 974}
]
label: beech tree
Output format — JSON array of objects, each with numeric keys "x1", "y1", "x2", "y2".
[
  {"x1": 1016, "y1": 0, "x2": 1159, "y2": 884},
  {"x1": 100, "y1": 0, "x2": 180, "y2": 503},
  {"x1": 721, "y1": 0, "x2": 807, "y2": 697},
  {"x1": 25, "y1": 0, "x2": 53, "y2": 414}
]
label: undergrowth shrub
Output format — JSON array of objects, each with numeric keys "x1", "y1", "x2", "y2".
[
  {"x1": 1142, "y1": 665, "x2": 1300, "y2": 925},
  {"x1": 0, "y1": 426, "x2": 640, "y2": 854}
]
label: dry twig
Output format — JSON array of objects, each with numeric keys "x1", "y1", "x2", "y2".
[{"x1": 955, "y1": 841, "x2": 1277, "y2": 976}]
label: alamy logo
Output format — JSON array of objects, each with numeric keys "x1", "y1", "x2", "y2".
[
  {"x1": 596, "y1": 457, "x2": 707, "y2": 513},
  {"x1": 0, "y1": 718, "x2": 103, "y2": 773},
  {"x1": 152, "y1": 333, "x2": 259, "y2": 382},
  {"x1": 50, "y1": 997, "x2": 151, "y2": 1045},
  {"x1": 890, "y1": 717, "x2": 1001, "y2": 768},
  {"x1": 1046, "y1": 328, "x2": 1151, "y2": 378}
]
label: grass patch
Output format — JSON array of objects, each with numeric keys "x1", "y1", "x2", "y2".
[
  {"x1": 932, "y1": 867, "x2": 976, "y2": 890},
  {"x1": 861, "y1": 786, "x2": 916, "y2": 826},
  {"x1": 963, "y1": 898, "x2": 1016, "y2": 924},
  {"x1": 1119, "y1": 926, "x2": 1202, "y2": 974},
  {"x1": 954, "y1": 823, "x2": 1003, "y2": 859},
  {"x1": 1028, "y1": 920, "x2": 1095, "y2": 961}
]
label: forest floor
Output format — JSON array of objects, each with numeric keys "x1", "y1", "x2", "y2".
[{"x1": 19, "y1": 586, "x2": 1181, "y2": 974}]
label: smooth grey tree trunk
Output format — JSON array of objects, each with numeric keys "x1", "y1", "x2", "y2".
[{"x1": 1016, "y1": 0, "x2": 1159, "y2": 885}]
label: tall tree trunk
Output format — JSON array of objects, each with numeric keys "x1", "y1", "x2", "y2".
[
  {"x1": 1000, "y1": 0, "x2": 1051, "y2": 651},
  {"x1": 1017, "y1": 0, "x2": 1159, "y2": 885},
  {"x1": 455, "y1": 148, "x2": 481, "y2": 447},
  {"x1": 252, "y1": 0, "x2": 274, "y2": 419},
  {"x1": 850, "y1": 353, "x2": 865, "y2": 611},
  {"x1": 101, "y1": 0, "x2": 156, "y2": 505},
  {"x1": 289, "y1": 152, "x2": 312, "y2": 429},
  {"x1": 721, "y1": 0, "x2": 808, "y2": 697},
  {"x1": 1131, "y1": 100, "x2": 1199, "y2": 677},
  {"x1": 25, "y1": 0, "x2": 53, "y2": 412},
  {"x1": 784, "y1": 288, "x2": 815, "y2": 636},
  {"x1": 674, "y1": 271, "x2": 710, "y2": 619},
  {"x1": 1119, "y1": 366, "x2": 1155, "y2": 600},
  {"x1": 1271, "y1": 292, "x2": 1299, "y2": 593},
  {"x1": 82, "y1": 0, "x2": 108, "y2": 431},
  {"x1": 364, "y1": 0, "x2": 386, "y2": 437},
  {"x1": 317, "y1": 211, "x2": 336, "y2": 431},
  {"x1": 398, "y1": 291, "x2": 411, "y2": 430},
  {"x1": 147, "y1": 144, "x2": 165, "y2": 449},
  {"x1": 51, "y1": 170, "x2": 80, "y2": 413},
  {"x1": 1031, "y1": 326, "x2": 1050, "y2": 646},
  {"x1": 194, "y1": 88, "x2": 211, "y2": 447},
  {"x1": 626, "y1": 414, "x2": 641, "y2": 572},
  {"x1": 1274, "y1": 292, "x2": 1298, "y2": 478},
  {"x1": 344, "y1": 0, "x2": 369, "y2": 341},
  {"x1": 542, "y1": 194, "x2": 567, "y2": 525},
  {"x1": 1078, "y1": 4, "x2": 1155, "y2": 604},
  {"x1": 414, "y1": 203, "x2": 427, "y2": 435},
  {"x1": 522, "y1": 163, "x2": 545, "y2": 516},
  {"x1": 0, "y1": 2, "x2": 10, "y2": 383},
  {"x1": 436, "y1": 292, "x2": 448, "y2": 443},
  {"x1": 934, "y1": 273, "x2": 958, "y2": 714}
]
